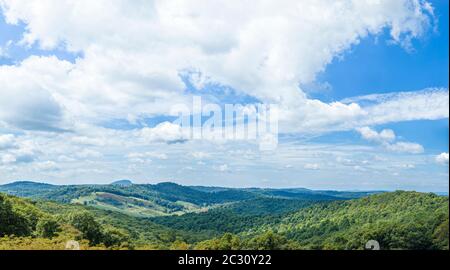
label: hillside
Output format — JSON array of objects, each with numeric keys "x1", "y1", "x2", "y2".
[
  {"x1": 0, "y1": 192, "x2": 205, "y2": 249},
  {"x1": 0, "y1": 181, "x2": 58, "y2": 197},
  {"x1": 1, "y1": 183, "x2": 448, "y2": 250},
  {"x1": 150, "y1": 197, "x2": 319, "y2": 238},
  {"x1": 253, "y1": 191, "x2": 449, "y2": 250},
  {"x1": 0, "y1": 181, "x2": 371, "y2": 218},
  {"x1": 111, "y1": 180, "x2": 134, "y2": 187}
]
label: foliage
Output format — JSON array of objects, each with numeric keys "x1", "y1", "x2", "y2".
[
  {"x1": 0, "y1": 194, "x2": 30, "y2": 237},
  {"x1": 35, "y1": 217, "x2": 60, "y2": 238},
  {"x1": 151, "y1": 198, "x2": 316, "y2": 238},
  {"x1": 195, "y1": 231, "x2": 302, "y2": 250},
  {"x1": 267, "y1": 191, "x2": 449, "y2": 250},
  {"x1": 68, "y1": 211, "x2": 104, "y2": 245},
  {"x1": 1, "y1": 189, "x2": 448, "y2": 250},
  {"x1": 0, "y1": 181, "x2": 371, "y2": 218}
]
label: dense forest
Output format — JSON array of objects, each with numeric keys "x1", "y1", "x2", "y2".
[{"x1": 0, "y1": 181, "x2": 448, "y2": 250}]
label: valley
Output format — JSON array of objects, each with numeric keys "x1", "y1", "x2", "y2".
[{"x1": 0, "y1": 180, "x2": 448, "y2": 250}]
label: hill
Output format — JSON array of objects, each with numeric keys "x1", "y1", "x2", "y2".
[
  {"x1": 0, "y1": 181, "x2": 57, "y2": 197},
  {"x1": 1, "y1": 189, "x2": 448, "y2": 250},
  {"x1": 251, "y1": 191, "x2": 449, "y2": 250},
  {"x1": 0, "y1": 181, "x2": 372, "y2": 218},
  {"x1": 0, "y1": 192, "x2": 204, "y2": 249},
  {"x1": 111, "y1": 180, "x2": 133, "y2": 187}
]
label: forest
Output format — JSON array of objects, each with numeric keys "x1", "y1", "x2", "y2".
[{"x1": 0, "y1": 181, "x2": 448, "y2": 250}]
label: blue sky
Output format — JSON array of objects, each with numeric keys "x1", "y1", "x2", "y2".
[
  {"x1": 311, "y1": 0, "x2": 449, "y2": 155},
  {"x1": 0, "y1": 0, "x2": 448, "y2": 191}
]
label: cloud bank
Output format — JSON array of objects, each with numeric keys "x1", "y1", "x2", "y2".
[
  {"x1": 0, "y1": 0, "x2": 447, "y2": 188},
  {"x1": 0, "y1": 0, "x2": 445, "y2": 135}
]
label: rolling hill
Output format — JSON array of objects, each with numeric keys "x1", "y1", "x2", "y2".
[
  {"x1": 1, "y1": 181, "x2": 448, "y2": 250},
  {"x1": 0, "y1": 181, "x2": 374, "y2": 218},
  {"x1": 254, "y1": 191, "x2": 449, "y2": 250}
]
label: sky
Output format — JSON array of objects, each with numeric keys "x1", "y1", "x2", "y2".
[{"x1": 0, "y1": 0, "x2": 448, "y2": 191}]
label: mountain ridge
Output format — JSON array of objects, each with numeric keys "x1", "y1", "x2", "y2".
[
  {"x1": 110, "y1": 179, "x2": 133, "y2": 186},
  {"x1": 1, "y1": 184, "x2": 448, "y2": 250},
  {"x1": 0, "y1": 180, "x2": 377, "y2": 218},
  {"x1": 0, "y1": 180, "x2": 387, "y2": 193}
]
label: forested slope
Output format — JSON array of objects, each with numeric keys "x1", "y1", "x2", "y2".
[
  {"x1": 1, "y1": 189, "x2": 448, "y2": 250},
  {"x1": 251, "y1": 191, "x2": 449, "y2": 250}
]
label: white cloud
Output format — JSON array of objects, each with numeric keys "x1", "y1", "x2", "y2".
[
  {"x1": 0, "y1": 56, "x2": 70, "y2": 131},
  {"x1": 0, "y1": 0, "x2": 447, "y2": 187},
  {"x1": 140, "y1": 122, "x2": 188, "y2": 144},
  {"x1": 34, "y1": 161, "x2": 58, "y2": 171},
  {"x1": 75, "y1": 149, "x2": 102, "y2": 159},
  {"x1": 191, "y1": 152, "x2": 211, "y2": 159},
  {"x1": 435, "y1": 153, "x2": 449, "y2": 165},
  {"x1": 127, "y1": 151, "x2": 168, "y2": 160},
  {"x1": 386, "y1": 142, "x2": 424, "y2": 154},
  {"x1": 0, "y1": 134, "x2": 15, "y2": 150},
  {"x1": 353, "y1": 165, "x2": 366, "y2": 172},
  {"x1": 343, "y1": 88, "x2": 449, "y2": 127},
  {"x1": 0, "y1": 147, "x2": 37, "y2": 165},
  {"x1": 356, "y1": 126, "x2": 424, "y2": 154},
  {"x1": 71, "y1": 136, "x2": 107, "y2": 146},
  {"x1": 356, "y1": 127, "x2": 396, "y2": 143},
  {"x1": 215, "y1": 164, "x2": 229, "y2": 172},
  {"x1": 304, "y1": 163, "x2": 320, "y2": 170},
  {"x1": 0, "y1": 0, "x2": 442, "y2": 136},
  {"x1": 394, "y1": 163, "x2": 416, "y2": 169},
  {"x1": 0, "y1": 153, "x2": 16, "y2": 164}
]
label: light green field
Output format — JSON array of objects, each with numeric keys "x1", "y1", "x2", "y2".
[{"x1": 71, "y1": 192, "x2": 209, "y2": 218}]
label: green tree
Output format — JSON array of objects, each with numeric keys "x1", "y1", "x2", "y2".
[
  {"x1": 0, "y1": 194, "x2": 30, "y2": 237},
  {"x1": 36, "y1": 217, "x2": 60, "y2": 238},
  {"x1": 246, "y1": 231, "x2": 289, "y2": 250},
  {"x1": 170, "y1": 240, "x2": 190, "y2": 250},
  {"x1": 102, "y1": 225, "x2": 131, "y2": 248},
  {"x1": 68, "y1": 211, "x2": 103, "y2": 245},
  {"x1": 433, "y1": 218, "x2": 449, "y2": 250}
]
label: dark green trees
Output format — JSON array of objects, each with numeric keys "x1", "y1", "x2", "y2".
[
  {"x1": 68, "y1": 211, "x2": 104, "y2": 245},
  {"x1": 35, "y1": 217, "x2": 60, "y2": 238},
  {"x1": 0, "y1": 194, "x2": 32, "y2": 237}
]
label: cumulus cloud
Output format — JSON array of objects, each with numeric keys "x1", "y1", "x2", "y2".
[
  {"x1": 385, "y1": 142, "x2": 425, "y2": 154},
  {"x1": 356, "y1": 126, "x2": 424, "y2": 154},
  {"x1": 435, "y1": 153, "x2": 449, "y2": 165},
  {"x1": 343, "y1": 88, "x2": 449, "y2": 127},
  {"x1": 34, "y1": 161, "x2": 58, "y2": 171},
  {"x1": 356, "y1": 127, "x2": 396, "y2": 143},
  {"x1": 0, "y1": 0, "x2": 443, "y2": 137},
  {"x1": 0, "y1": 57, "x2": 70, "y2": 131},
  {"x1": 127, "y1": 151, "x2": 168, "y2": 161},
  {"x1": 0, "y1": 134, "x2": 15, "y2": 150},
  {"x1": 140, "y1": 122, "x2": 188, "y2": 144},
  {"x1": 0, "y1": 153, "x2": 16, "y2": 164},
  {"x1": 0, "y1": 146, "x2": 37, "y2": 165},
  {"x1": 215, "y1": 164, "x2": 230, "y2": 172},
  {"x1": 0, "y1": 0, "x2": 447, "y2": 185}
]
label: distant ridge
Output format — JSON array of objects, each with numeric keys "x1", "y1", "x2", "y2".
[
  {"x1": 0, "y1": 181, "x2": 57, "y2": 197},
  {"x1": 0, "y1": 181, "x2": 55, "y2": 188},
  {"x1": 110, "y1": 179, "x2": 133, "y2": 186}
]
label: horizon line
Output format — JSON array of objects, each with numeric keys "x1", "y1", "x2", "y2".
[{"x1": 1, "y1": 179, "x2": 448, "y2": 194}]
